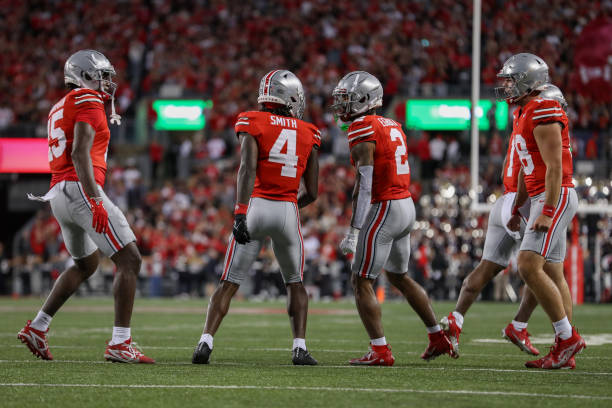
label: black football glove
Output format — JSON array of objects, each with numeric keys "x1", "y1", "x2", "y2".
[{"x1": 232, "y1": 213, "x2": 250, "y2": 244}]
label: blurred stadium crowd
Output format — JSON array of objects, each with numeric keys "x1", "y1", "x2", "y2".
[{"x1": 1, "y1": 0, "x2": 611, "y2": 301}]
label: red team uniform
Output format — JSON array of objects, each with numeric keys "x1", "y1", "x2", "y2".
[
  {"x1": 515, "y1": 98, "x2": 577, "y2": 262},
  {"x1": 48, "y1": 88, "x2": 110, "y2": 188},
  {"x1": 220, "y1": 111, "x2": 320, "y2": 284},
  {"x1": 346, "y1": 115, "x2": 415, "y2": 279},
  {"x1": 514, "y1": 98, "x2": 573, "y2": 196},
  {"x1": 348, "y1": 115, "x2": 411, "y2": 202},
  {"x1": 235, "y1": 111, "x2": 321, "y2": 202},
  {"x1": 43, "y1": 88, "x2": 135, "y2": 258},
  {"x1": 502, "y1": 110, "x2": 522, "y2": 194}
]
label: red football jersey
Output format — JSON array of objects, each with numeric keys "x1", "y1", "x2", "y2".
[
  {"x1": 514, "y1": 98, "x2": 573, "y2": 196},
  {"x1": 47, "y1": 88, "x2": 110, "y2": 188},
  {"x1": 502, "y1": 109, "x2": 522, "y2": 193},
  {"x1": 234, "y1": 111, "x2": 321, "y2": 203},
  {"x1": 347, "y1": 115, "x2": 411, "y2": 203}
]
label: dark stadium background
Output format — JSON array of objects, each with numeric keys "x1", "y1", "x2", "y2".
[{"x1": 0, "y1": 0, "x2": 611, "y2": 302}]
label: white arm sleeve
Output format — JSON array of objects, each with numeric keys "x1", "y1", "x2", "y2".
[{"x1": 353, "y1": 165, "x2": 373, "y2": 229}]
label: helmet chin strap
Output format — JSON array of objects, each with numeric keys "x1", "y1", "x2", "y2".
[
  {"x1": 109, "y1": 90, "x2": 121, "y2": 125},
  {"x1": 88, "y1": 76, "x2": 121, "y2": 125}
]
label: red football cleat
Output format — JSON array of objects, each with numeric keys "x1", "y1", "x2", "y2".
[
  {"x1": 502, "y1": 324, "x2": 540, "y2": 355},
  {"x1": 544, "y1": 328, "x2": 585, "y2": 369},
  {"x1": 525, "y1": 328, "x2": 585, "y2": 369},
  {"x1": 17, "y1": 320, "x2": 53, "y2": 360},
  {"x1": 526, "y1": 354, "x2": 576, "y2": 369},
  {"x1": 104, "y1": 338, "x2": 155, "y2": 364},
  {"x1": 349, "y1": 344, "x2": 394, "y2": 366},
  {"x1": 421, "y1": 331, "x2": 458, "y2": 361},
  {"x1": 440, "y1": 313, "x2": 461, "y2": 356},
  {"x1": 562, "y1": 356, "x2": 576, "y2": 369}
]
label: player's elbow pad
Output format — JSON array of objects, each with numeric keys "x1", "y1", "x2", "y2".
[{"x1": 353, "y1": 165, "x2": 373, "y2": 229}]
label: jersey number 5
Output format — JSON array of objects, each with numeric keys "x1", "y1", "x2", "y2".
[
  {"x1": 269, "y1": 129, "x2": 298, "y2": 178},
  {"x1": 390, "y1": 128, "x2": 410, "y2": 175},
  {"x1": 48, "y1": 105, "x2": 66, "y2": 162}
]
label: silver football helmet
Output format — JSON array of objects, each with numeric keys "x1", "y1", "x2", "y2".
[
  {"x1": 64, "y1": 49, "x2": 117, "y2": 96},
  {"x1": 538, "y1": 83, "x2": 568, "y2": 111},
  {"x1": 332, "y1": 71, "x2": 383, "y2": 121},
  {"x1": 257, "y1": 70, "x2": 305, "y2": 119},
  {"x1": 495, "y1": 53, "x2": 549, "y2": 103}
]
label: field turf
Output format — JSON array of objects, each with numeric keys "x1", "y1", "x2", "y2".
[{"x1": 1, "y1": 297, "x2": 611, "y2": 407}]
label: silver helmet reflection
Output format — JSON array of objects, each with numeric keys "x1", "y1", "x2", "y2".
[
  {"x1": 257, "y1": 70, "x2": 305, "y2": 119},
  {"x1": 64, "y1": 49, "x2": 117, "y2": 96},
  {"x1": 495, "y1": 53, "x2": 549, "y2": 103},
  {"x1": 332, "y1": 71, "x2": 383, "y2": 121},
  {"x1": 538, "y1": 83, "x2": 568, "y2": 111}
]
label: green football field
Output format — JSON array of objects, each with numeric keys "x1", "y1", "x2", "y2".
[{"x1": 1, "y1": 297, "x2": 611, "y2": 407}]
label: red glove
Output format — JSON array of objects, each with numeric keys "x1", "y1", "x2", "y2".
[{"x1": 88, "y1": 196, "x2": 109, "y2": 234}]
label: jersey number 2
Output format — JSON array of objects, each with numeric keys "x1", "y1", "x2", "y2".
[
  {"x1": 48, "y1": 106, "x2": 66, "y2": 162},
  {"x1": 269, "y1": 129, "x2": 298, "y2": 178},
  {"x1": 390, "y1": 128, "x2": 410, "y2": 175}
]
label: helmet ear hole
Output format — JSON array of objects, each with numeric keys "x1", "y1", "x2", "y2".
[
  {"x1": 83, "y1": 72, "x2": 92, "y2": 81},
  {"x1": 291, "y1": 97, "x2": 297, "y2": 102},
  {"x1": 359, "y1": 96, "x2": 366, "y2": 103}
]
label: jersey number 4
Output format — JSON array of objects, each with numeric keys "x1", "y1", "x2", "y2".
[
  {"x1": 269, "y1": 129, "x2": 298, "y2": 178},
  {"x1": 390, "y1": 128, "x2": 410, "y2": 175},
  {"x1": 48, "y1": 104, "x2": 67, "y2": 162}
]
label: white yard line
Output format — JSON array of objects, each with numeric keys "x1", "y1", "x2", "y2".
[{"x1": 0, "y1": 382, "x2": 610, "y2": 400}]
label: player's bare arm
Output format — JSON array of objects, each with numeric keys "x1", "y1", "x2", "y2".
[
  {"x1": 533, "y1": 122, "x2": 563, "y2": 232},
  {"x1": 72, "y1": 121, "x2": 100, "y2": 200},
  {"x1": 233, "y1": 132, "x2": 259, "y2": 244},
  {"x1": 73, "y1": 121, "x2": 109, "y2": 234},
  {"x1": 297, "y1": 146, "x2": 319, "y2": 208},
  {"x1": 236, "y1": 132, "x2": 259, "y2": 205}
]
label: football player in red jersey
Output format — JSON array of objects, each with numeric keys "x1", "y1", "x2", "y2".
[
  {"x1": 440, "y1": 105, "x2": 537, "y2": 357},
  {"x1": 192, "y1": 70, "x2": 320, "y2": 365},
  {"x1": 17, "y1": 50, "x2": 154, "y2": 364},
  {"x1": 332, "y1": 71, "x2": 456, "y2": 365},
  {"x1": 441, "y1": 84, "x2": 573, "y2": 365},
  {"x1": 500, "y1": 53, "x2": 585, "y2": 369}
]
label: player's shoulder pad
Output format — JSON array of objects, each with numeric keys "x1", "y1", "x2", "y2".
[
  {"x1": 68, "y1": 88, "x2": 105, "y2": 107},
  {"x1": 347, "y1": 115, "x2": 375, "y2": 133},
  {"x1": 234, "y1": 111, "x2": 263, "y2": 136},
  {"x1": 375, "y1": 115, "x2": 401, "y2": 128},
  {"x1": 303, "y1": 122, "x2": 322, "y2": 147},
  {"x1": 236, "y1": 110, "x2": 264, "y2": 122},
  {"x1": 347, "y1": 115, "x2": 377, "y2": 144},
  {"x1": 525, "y1": 98, "x2": 564, "y2": 121}
]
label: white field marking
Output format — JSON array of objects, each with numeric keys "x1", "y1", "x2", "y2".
[
  {"x1": 288, "y1": 365, "x2": 612, "y2": 376},
  {"x1": 1, "y1": 383, "x2": 611, "y2": 400},
  {"x1": 473, "y1": 334, "x2": 612, "y2": 346},
  {"x1": 1, "y1": 359, "x2": 611, "y2": 376}
]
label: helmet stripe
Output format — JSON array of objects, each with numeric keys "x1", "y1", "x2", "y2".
[{"x1": 264, "y1": 70, "x2": 280, "y2": 96}]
